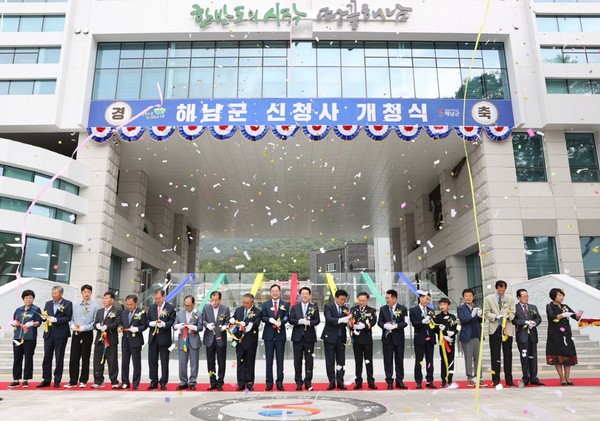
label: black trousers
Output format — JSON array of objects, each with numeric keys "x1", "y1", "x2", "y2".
[
  {"x1": 352, "y1": 342, "x2": 375, "y2": 384},
  {"x1": 489, "y1": 330, "x2": 513, "y2": 383},
  {"x1": 148, "y1": 340, "x2": 170, "y2": 385},
  {"x1": 440, "y1": 343, "x2": 456, "y2": 384},
  {"x1": 382, "y1": 342, "x2": 404, "y2": 383},
  {"x1": 292, "y1": 340, "x2": 315, "y2": 386},
  {"x1": 206, "y1": 342, "x2": 227, "y2": 386},
  {"x1": 121, "y1": 342, "x2": 142, "y2": 387},
  {"x1": 42, "y1": 335, "x2": 68, "y2": 383},
  {"x1": 414, "y1": 342, "x2": 435, "y2": 384},
  {"x1": 13, "y1": 339, "x2": 36, "y2": 380},
  {"x1": 68, "y1": 330, "x2": 93, "y2": 384},
  {"x1": 236, "y1": 344, "x2": 258, "y2": 387},
  {"x1": 93, "y1": 341, "x2": 118, "y2": 385},
  {"x1": 324, "y1": 337, "x2": 346, "y2": 385},
  {"x1": 264, "y1": 340, "x2": 285, "y2": 386},
  {"x1": 517, "y1": 340, "x2": 538, "y2": 382}
]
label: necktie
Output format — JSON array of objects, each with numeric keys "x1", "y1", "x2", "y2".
[
  {"x1": 523, "y1": 304, "x2": 528, "y2": 319},
  {"x1": 274, "y1": 301, "x2": 278, "y2": 318},
  {"x1": 244, "y1": 309, "x2": 248, "y2": 319},
  {"x1": 104, "y1": 308, "x2": 109, "y2": 320},
  {"x1": 390, "y1": 307, "x2": 394, "y2": 320},
  {"x1": 128, "y1": 311, "x2": 134, "y2": 324},
  {"x1": 498, "y1": 297, "x2": 503, "y2": 310},
  {"x1": 303, "y1": 304, "x2": 307, "y2": 317},
  {"x1": 157, "y1": 305, "x2": 162, "y2": 318},
  {"x1": 338, "y1": 306, "x2": 341, "y2": 316},
  {"x1": 422, "y1": 307, "x2": 426, "y2": 317}
]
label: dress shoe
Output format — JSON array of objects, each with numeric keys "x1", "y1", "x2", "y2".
[
  {"x1": 327, "y1": 383, "x2": 335, "y2": 390},
  {"x1": 530, "y1": 380, "x2": 545, "y2": 386},
  {"x1": 247, "y1": 385, "x2": 254, "y2": 391},
  {"x1": 207, "y1": 385, "x2": 218, "y2": 391},
  {"x1": 78, "y1": 382, "x2": 86, "y2": 388},
  {"x1": 176, "y1": 384, "x2": 189, "y2": 390},
  {"x1": 63, "y1": 383, "x2": 77, "y2": 389},
  {"x1": 523, "y1": 381, "x2": 530, "y2": 386},
  {"x1": 491, "y1": 382, "x2": 499, "y2": 387},
  {"x1": 54, "y1": 381, "x2": 61, "y2": 388},
  {"x1": 265, "y1": 384, "x2": 273, "y2": 391},
  {"x1": 425, "y1": 383, "x2": 437, "y2": 389},
  {"x1": 111, "y1": 384, "x2": 120, "y2": 389},
  {"x1": 306, "y1": 385, "x2": 314, "y2": 391},
  {"x1": 353, "y1": 383, "x2": 363, "y2": 390},
  {"x1": 337, "y1": 383, "x2": 347, "y2": 390},
  {"x1": 566, "y1": 381, "x2": 574, "y2": 386},
  {"x1": 505, "y1": 381, "x2": 516, "y2": 387},
  {"x1": 296, "y1": 385, "x2": 303, "y2": 391},
  {"x1": 22, "y1": 381, "x2": 29, "y2": 388},
  {"x1": 190, "y1": 384, "x2": 197, "y2": 390},
  {"x1": 36, "y1": 381, "x2": 51, "y2": 388},
  {"x1": 276, "y1": 384, "x2": 285, "y2": 391},
  {"x1": 217, "y1": 384, "x2": 223, "y2": 391},
  {"x1": 133, "y1": 385, "x2": 139, "y2": 390},
  {"x1": 441, "y1": 382, "x2": 447, "y2": 388},
  {"x1": 387, "y1": 383, "x2": 393, "y2": 390},
  {"x1": 236, "y1": 386, "x2": 244, "y2": 391},
  {"x1": 416, "y1": 383, "x2": 422, "y2": 389},
  {"x1": 147, "y1": 383, "x2": 158, "y2": 390},
  {"x1": 396, "y1": 381, "x2": 408, "y2": 390},
  {"x1": 368, "y1": 383, "x2": 378, "y2": 390},
  {"x1": 160, "y1": 384, "x2": 168, "y2": 390},
  {"x1": 8, "y1": 381, "x2": 20, "y2": 388}
]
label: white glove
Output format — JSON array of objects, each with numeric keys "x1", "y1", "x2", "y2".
[
  {"x1": 422, "y1": 316, "x2": 431, "y2": 324},
  {"x1": 439, "y1": 324, "x2": 446, "y2": 331},
  {"x1": 157, "y1": 321, "x2": 166, "y2": 328},
  {"x1": 355, "y1": 322, "x2": 366, "y2": 330},
  {"x1": 444, "y1": 335, "x2": 453, "y2": 344},
  {"x1": 95, "y1": 323, "x2": 102, "y2": 330},
  {"x1": 448, "y1": 331, "x2": 455, "y2": 337},
  {"x1": 229, "y1": 317, "x2": 235, "y2": 324},
  {"x1": 174, "y1": 323, "x2": 185, "y2": 330},
  {"x1": 206, "y1": 323, "x2": 215, "y2": 331},
  {"x1": 497, "y1": 314, "x2": 503, "y2": 321},
  {"x1": 69, "y1": 324, "x2": 76, "y2": 331},
  {"x1": 100, "y1": 325, "x2": 107, "y2": 332},
  {"x1": 338, "y1": 316, "x2": 350, "y2": 324},
  {"x1": 40, "y1": 313, "x2": 47, "y2": 321},
  {"x1": 562, "y1": 312, "x2": 573, "y2": 318},
  {"x1": 188, "y1": 324, "x2": 198, "y2": 332},
  {"x1": 11, "y1": 320, "x2": 19, "y2": 327},
  {"x1": 301, "y1": 319, "x2": 311, "y2": 326},
  {"x1": 476, "y1": 308, "x2": 483, "y2": 317},
  {"x1": 49, "y1": 316, "x2": 58, "y2": 323},
  {"x1": 25, "y1": 321, "x2": 34, "y2": 328},
  {"x1": 246, "y1": 322, "x2": 253, "y2": 332},
  {"x1": 129, "y1": 326, "x2": 139, "y2": 333},
  {"x1": 149, "y1": 321, "x2": 157, "y2": 327},
  {"x1": 274, "y1": 320, "x2": 281, "y2": 327},
  {"x1": 269, "y1": 317, "x2": 277, "y2": 325},
  {"x1": 239, "y1": 321, "x2": 246, "y2": 328},
  {"x1": 471, "y1": 308, "x2": 478, "y2": 317},
  {"x1": 383, "y1": 322, "x2": 395, "y2": 330}
]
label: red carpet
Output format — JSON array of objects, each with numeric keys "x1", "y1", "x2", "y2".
[{"x1": 2, "y1": 378, "x2": 600, "y2": 391}]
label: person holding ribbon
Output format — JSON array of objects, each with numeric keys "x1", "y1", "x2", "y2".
[
  {"x1": 288, "y1": 286, "x2": 321, "y2": 391},
  {"x1": 147, "y1": 288, "x2": 176, "y2": 390},
  {"x1": 38, "y1": 285, "x2": 73, "y2": 388},
  {"x1": 321, "y1": 289, "x2": 350, "y2": 390},
  {"x1": 119, "y1": 294, "x2": 147, "y2": 389},
  {"x1": 434, "y1": 297, "x2": 458, "y2": 388},
  {"x1": 91, "y1": 292, "x2": 121, "y2": 389},
  {"x1": 457, "y1": 288, "x2": 486, "y2": 387},
  {"x1": 232, "y1": 293, "x2": 262, "y2": 391},
  {"x1": 484, "y1": 280, "x2": 516, "y2": 387},
  {"x1": 513, "y1": 288, "x2": 544, "y2": 386},
  {"x1": 8, "y1": 289, "x2": 42, "y2": 388},
  {"x1": 410, "y1": 291, "x2": 437, "y2": 389},
  {"x1": 546, "y1": 288, "x2": 582, "y2": 386},
  {"x1": 349, "y1": 291, "x2": 378, "y2": 390},
  {"x1": 377, "y1": 289, "x2": 408, "y2": 390},
  {"x1": 65, "y1": 284, "x2": 99, "y2": 389},
  {"x1": 201, "y1": 291, "x2": 230, "y2": 391},
  {"x1": 261, "y1": 284, "x2": 289, "y2": 391},
  {"x1": 174, "y1": 295, "x2": 203, "y2": 390}
]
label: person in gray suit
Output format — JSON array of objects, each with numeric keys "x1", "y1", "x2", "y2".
[
  {"x1": 174, "y1": 295, "x2": 203, "y2": 390},
  {"x1": 513, "y1": 289, "x2": 544, "y2": 386},
  {"x1": 201, "y1": 291, "x2": 230, "y2": 390}
]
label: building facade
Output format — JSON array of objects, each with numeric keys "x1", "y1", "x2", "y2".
[{"x1": 1, "y1": 0, "x2": 599, "y2": 303}]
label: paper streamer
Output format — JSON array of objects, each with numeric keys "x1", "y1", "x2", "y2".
[
  {"x1": 360, "y1": 272, "x2": 385, "y2": 306},
  {"x1": 249, "y1": 273, "x2": 265, "y2": 297},
  {"x1": 396, "y1": 272, "x2": 434, "y2": 309},
  {"x1": 165, "y1": 273, "x2": 195, "y2": 302},
  {"x1": 197, "y1": 273, "x2": 227, "y2": 311},
  {"x1": 325, "y1": 273, "x2": 338, "y2": 296},
  {"x1": 289, "y1": 272, "x2": 299, "y2": 306}
]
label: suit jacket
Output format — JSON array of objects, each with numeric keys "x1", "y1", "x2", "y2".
[
  {"x1": 201, "y1": 304, "x2": 230, "y2": 347},
  {"x1": 233, "y1": 305, "x2": 262, "y2": 350},
  {"x1": 42, "y1": 298, "x2": 73, "y2": 340},
  {"x1": 349, "y1": 305, "x2": 377, "y2": 345},
  {"x1": 513, "y1": 303, "x2": 542, "y2": 344},
  {"x1": 484, "y1": 293, "x2": 516, "y2": 336},
  {"x1": 120, "y1": 307, "x2": 147, "y2": 348},
  {"x1": 409, "y1": 305, "x2": 437, "y2": 346},
  {"x1": 289, "y1": 302, "x2": 321, "y2": 343},
  {"x1": 94, "y1": 306, "x2": 122, "y2": 346},
  {"x1": 147, "y1": 302, "x2": 176, "y2": 346},
  {"x1": 175, "y1": 309, "x2": 203, "y2": 350},
  {"x1": 457, "y1": 303, "x2": 482, "y2": 343},
  {"x1": 320, "y1": 302, "x2": 348, "y2": 344},
  {"x1": 377, "y1": 303, "x2": 408, "y2": 346},
  {"x1": 261, "y1": 299, "x2": 289, "y2": 341}
]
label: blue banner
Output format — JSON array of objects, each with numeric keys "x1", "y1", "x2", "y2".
[{"x1": 89, "y1": 98, "x2": 514, "y2": 128}]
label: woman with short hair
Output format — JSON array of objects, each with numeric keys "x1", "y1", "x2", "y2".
[{"x1": 9, "y1": 289, "x2": 42, "y2": 388}]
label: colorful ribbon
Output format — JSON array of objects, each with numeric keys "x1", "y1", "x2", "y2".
[
  {"x1": 289, "y1": 273, "x2": 299, "y2": 306},
  {"x1": 361, "y1": 272, "x2": 386, "y2": 306},
  {"x1": 100, "y1": 331, "x2": 110, "y2": 364},
  {"x1": 165, "y1": 273, "x2": 195, "y2": 302},
  {"x1": 325, "y1": 273, "x2": 338, "y2": 297},
  {"x1": 198, "y1": 273, "x2": 227, "y2": 311},
  {"x1": 249, "y1": 273, "x2": 265, "y2": 297},
  {"x1": 578, "y1": 318, "x2": 600, "y2": 328},
  {"x1": 42, "y1": 310, "x2": 51, "y2": 333},
  {"x1": 439, "y1": 329, "x2": 451, "y2": 383},
  {"x1": 182, "y1": 326, "x2": 189, "y2": 352}
]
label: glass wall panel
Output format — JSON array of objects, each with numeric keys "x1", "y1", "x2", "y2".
[
  {"x1": 390, "y1": 67, "x2": 414, "y2": 98},
  {"x1": 189, "y1": 68, "x2": 214, "y2": 98},
  {"x1": 317, "y1": 67, "x2": 342, "y2": 98},
  {"x1": 342, "y1": 67, "x2": 366, "y2": 98},
  {"x1": 581, "y1": 236, "x2": 600, "y2": 290},
  {"x1": 414, "y1": 68, "x2": 438, "y2": 98},
  {"x1": 166, "y1": 68, "x2": 190, "y2": 99},
  {"x1": 288, "y1": 67, "x2": 317, "y2": 97},
  {"x1": 213, "y1": 67, "x2": 238, "y2": 98},
  {"x1": 22, "y1": 237, "x2": 51, "y2": 279},
  {"x1": 116, "y1": 69, "x2": 142, "y2": 99},
  {"x1": 238, "y1": 67, "x2": 262, "y2": 98},
  {"x1": 513, "y1": 133, "x2": 547, "y2": 181},
  {"x1": 566, "y1": 133, "x2": 600, "y2": 182},
  {"x1": 524, "y1": 237, "x2": 559, "y2": 278}
]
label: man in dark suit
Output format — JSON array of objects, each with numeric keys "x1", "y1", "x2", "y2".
[
  {"x1": 457, "y1": 288, "x2": 486, "y2": 387},
  {"x1": 410, "y1": 291, "x2": 437, "y2": 389},
  {"x1": 233, "y1": 293, "x2": 262, "y2": 391},
  {"x1": 91, "y1": 292, "x2": 121, "y2": 388},
  {"x1": 513, "y1": 288, "x2": 544, "y2": 386},
  {"x1": 349, "y1": 292, "x2": 378, "y2": 390},
  {"x1": 37, "y1": 285, "x2": 73, "y2": 388},
  {"x1": 378, "y1": 289, "x2": 408, "y2": 390},
  {"x1": 174, "y1": 295, "x2": 203, "y2": 390},
  {"x1": 119, "y1": 294, "x2": 147, "y2": 389},
  {"x1": 147, "y1": 288, "x2": 176, "y2": 390},
  {"x1": 321, "y1": 289, "x2": 350, "y2": 390},
  {"x1": 288, "y1": 286, "x2": 321, "y2": 391},
  {"x1": 261, "y1": 284, "x2": 289, "y2": 391},
  {"x1": 201, "y1": 291, "x2": 230, "y2": 391}
]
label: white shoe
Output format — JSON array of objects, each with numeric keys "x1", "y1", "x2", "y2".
[
  {"x1": 111, "y1": 384, "x2": 119, "y2": 389},
  {"x1": 91, "y1": 383, "x2": 104, "y2": 389},
  {"x1": 79, "y1": 382, "x2": 86, "y2": 388},
  {"x1": 64, "y1": 383, "x2": 76, "y2": 388}
]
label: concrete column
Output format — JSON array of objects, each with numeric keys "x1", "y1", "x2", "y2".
[
  {"x1": 414, "y1": 194, "x2": 434, "y2": 245},
  {"x1": 173, "y1": 213, "x2": 189, "y2": 271},
  {"x1": 374, "y1": 237, "x2": 393, "y2": 295},
  {"x1": 389, "y1": 227, "x2": 402, "y2": 272},
  {"x1": 439, "y1": 169, "x2": 457, "y2": 229},
  {"x1": 117, "y1": 170, "x2": 148, "y2": 230},
  {"x1": 146, "y1": 195, "x2": 174, "y2": 248},
  {"x1": 398, "y1": 213, "x2": 415, "y2": 273},
  {"x1": 445, "y1": 255, "x2": 468, "y2": 304},
  {"x1": 187, "y1": 228, "x2": 200, "y2": 274},
  {"x1": 70, "y1": 135, "x2": 119, "y2": 299}
]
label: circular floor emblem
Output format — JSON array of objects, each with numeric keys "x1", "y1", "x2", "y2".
[{"x1": 190, "y1": 395, "x2": 387, "y2": 421}]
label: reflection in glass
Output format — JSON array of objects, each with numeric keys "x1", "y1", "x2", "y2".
[
  {"x1": 390, "y1": 67, "x2": 414, "y2": 98},
  {"x1": 414, "y1": 68, "x2": 438, "y2": 98},
  {"x1": 366, "y1": 67, "x2": 390, "y2": 98},
  {"x1": 288, "y1": 67, "x2": 317, "y2": 97}
]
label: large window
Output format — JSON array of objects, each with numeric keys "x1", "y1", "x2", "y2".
[
  {"x1": 0, "y1": 164, "x2": 79, "y2": 195},
  {"x1": 109, "y1": 254, "x2": 122, "y2": 297},
  {"x1": 0, "y1": 232, "x2": 72, "y2": 285},
  {"x1": 546, "y1": 79, "x2": 600, "y2": 94},
  {"x1": 565, "y1": 133, "x2": 600, "y2": 182},
  {"x1": 512, "y1": 133, "x2": 547, "y2": 181},
  {"x1": 580, "y1": 236, "x2": 600, "y2": 290},
  {"x1": 466, "y1": 251, "x2": 483, "y2": 299},
  {"x1": 537, "y1": 16, "x2": 600, "y2": 32},
  {"x1": 0, "y1": 79, "x2": 56, "y2": 95},
  {"x1": 0, "y1": 197, "x2": 76, "y2": 224},
  {"x1": 541, "y1": 46, "x2": 600, "y2": 64},
  {"x1": 92, "y1": 40, "x2": 510, "y2": 100},
  {"x1": 0, "y1": 15, "x2": 65, "y2": 32},
  {"x1": 0, "y1": 47, "x2": 61, "y2": 64},
  {"x1": 524, "y1": 237, "x2": 559, "y2": 279}
]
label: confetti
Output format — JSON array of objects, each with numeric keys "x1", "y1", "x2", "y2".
[
  {"x1": 527, "y1": 129, "x2": 535, "y2": 137},
  {"x1": 427, "y1": 240, "x2": 434, "y2": 248},
  {"x1": 270, "y1": 218, "x2": 278, "y2": 226},
  {"x1": 362, "y1": 225, "x2": 370, "y2": 229},
  {"x1": 320, "y1": 247, "x2": 326, "y2": 253},
  {"x1": 401, "y1": 202, "x2": 407, "y2": 209},
  {"x1": 121, "y1": 202, "x2": 129, "y2": 207},
  {"x1": 235, "y1": 264, "x2": 245, "y2": 270},
  {"x1": 244, "y1": 251, "x2": 252, "y2": 260},
  {"x1": 213, "y1": 247, "x2": 221, "y2": 254}
]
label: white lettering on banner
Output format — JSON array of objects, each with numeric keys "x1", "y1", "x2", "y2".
[
  {"x1": 200, "y1": 103, "x2": 223, "y2": 123},
  {"x1": 266, "y1": 102, "x2": 286, "y2": 122},
  {"x1": 319, "y1": 103, "x2": 339, "y2": 121},
  {"x1": 408, "y1": 103, "x2": 428, "y2": 122},
  {"x1": 356, "y1": 103, "x2": 376, "y2": 122},
  {"x1": 292, "y1": 102, "x2": 312, "y2": 122},
  {"x1": 383, "y1": 103, "x2": 402, "y2": 122},
  {"x1": 176, "y1": 103, "x2": 198, "y2": 123},
  {"x1": 228, "y1": 102, "x2": 248, "y2": 122}
]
